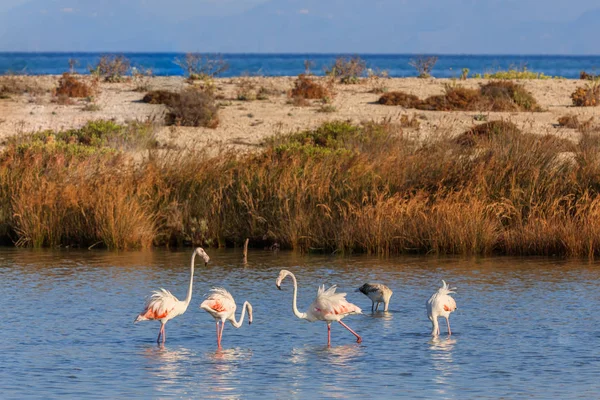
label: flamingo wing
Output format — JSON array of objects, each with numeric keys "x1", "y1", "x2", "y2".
[
  {"x1": 313, "y1": 285, "x2": 362, "y2": 318},
  {"x1": 200, "y1": 287, "x2": 236, "y2": 316},
  {"x1": 138, "y1": 288, "x2": 179, "y2": 320}
]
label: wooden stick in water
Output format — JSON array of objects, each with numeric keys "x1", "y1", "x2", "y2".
[{"x1": 243, "y1": 238, "x2": 249, "y2": 263}]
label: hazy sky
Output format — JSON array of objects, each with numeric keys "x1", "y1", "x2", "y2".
[{"x1": 1, "y1": 0, "x2": 599, "y2": 53}]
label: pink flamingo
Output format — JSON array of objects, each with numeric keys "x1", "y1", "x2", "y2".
[
  {"x1": 426, "y1": 280, "x2": 457, "y2": 336},
  {"x1": 134, "y1": 247, "x2": 210, "y2": 343},
  {"x1": 275, "y1": 269, "x2": 362, "y2": 347},
  {"x1": 200, "y1": 288, "x2": 253, "y2": 349}
]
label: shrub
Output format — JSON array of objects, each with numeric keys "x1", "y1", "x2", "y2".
[
  {"x1": 479, "y1": 81, "x2": 541, "y2": 111},
  {"x1": 571, "y1": 83, "x2": 600, "y2": 107},
  {"x1": 379, "y1": 82, "x2": 540, "y2": 112},
  {"x1": 91, "y1": 55, "x2": 131, "y2": 82},
  {"x1": 558, "y1": 115, "x2": 594, "y2": 132},
  {"x1": 54, "y1": 94, "x2": 74, "y2": 105},
  {"x1": 325, "y1": 56, "x2": 367, "y2": 84},
  {"x1": 484, "y1": 67, "x2": 552, "y2": 80},
  {"x1": 174, "y1": 53, "x2": 229, "y2": 81},
  {"x1": 82, "y1": 103, "x2": 102, "y2": 112},
  {"x1": 316, "y1": 104, "x2": 337, "y2": 113},
  {"x1": 455, "y1": 120, "x2": 522, "y2": 146},
  {"x1": 142, "y1": 90, "x2": 180, "y2": 106},
  {"x1": 580, "y1": 71, "x2": 599, "y2": 80},
  {"x1": 290, "y1": 74, "x2": 332, "y2": 100},
  {"x1": 399, "y1": 114, "x2": 421, "y2": 129},
  {"x1": 0, "y1": 74, "x2": 46, "y2": 98},
  {"x1": 54, "y1": 73, "x2": 95, "y2": 98},
  {"x1": 558, "y1": 114, "x2": 580, "y2": 129},
  {"x1": 165, "y1": 88, "x2": 219, "y2": 128},
  {"x1": 367, "y1": 68, "x2": 389, "y2": 93},
  {"x1": 131, "y1": 66, "x2": 153, "y2": 91},
  {"x1": 9, "y1": 120, "x2": 157, "y2": 152},
  {"x1": 236, "y1": 77, "x2": 257, "y2": 101},
  {"x1": 409, "y1": 55, "x2": 438, "y2": 78},
  {"x1": 378, "y1": 91, "x2": 420, "y2": 107},
  {"x1": 418, "y1": 85, "x2": 482, "y2": 111}
]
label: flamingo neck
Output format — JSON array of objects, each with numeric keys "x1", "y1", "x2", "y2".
[
  {"x1": 230, "y1": 301, "x2": 250, "y2": 328},
  {"x1": 183, "y1": 251, "x2": 196, "y2": 306},
  {"x1": 288, "y1": 273, "x2": 308, "y2": 320}
]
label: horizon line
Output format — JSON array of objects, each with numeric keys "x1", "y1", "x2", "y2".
[{"x1": 1, "y1": 51, "x2": 600, "y2": 57}]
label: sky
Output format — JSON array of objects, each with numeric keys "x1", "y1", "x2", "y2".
[{"x1": 0, "y1": 0, "x2": 599, "y2": 54}]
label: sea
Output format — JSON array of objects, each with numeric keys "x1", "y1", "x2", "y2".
[{"x1": 1, "y1": 53, "x2": 600, "y2": 78}]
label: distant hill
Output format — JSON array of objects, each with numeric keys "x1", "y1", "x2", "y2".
[{"x1": 0, "y1": 0, "x2": 599, "y2": 53}]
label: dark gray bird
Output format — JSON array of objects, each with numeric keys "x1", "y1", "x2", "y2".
[{"x1": 356, "y1": 283, "x2": 393, "y2": 312}]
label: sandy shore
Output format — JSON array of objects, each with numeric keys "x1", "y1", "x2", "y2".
[{"x1": 0, "y1": 75, "x2": 598, "y2": 149}]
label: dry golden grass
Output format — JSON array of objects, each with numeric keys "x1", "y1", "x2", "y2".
[{"x1": 3, "y1": 118, "x2": 600, "y2": 257}]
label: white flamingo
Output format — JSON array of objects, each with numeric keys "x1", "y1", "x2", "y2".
[
  {"x1": 134, "y1": 247, "x2": 210, "y2": 343},
  {"x1": 200, "y1": 287, "x2": 253, "y2": 349},
  {"x1": 426, "y1": 280, "x2": 457, "y2": 336},
  {"x1": 356, "y1": 283, "x2": 393, "y2": 312},
  {"x1": 275, "y1": 269, "x2": 362, "y2": 346}
]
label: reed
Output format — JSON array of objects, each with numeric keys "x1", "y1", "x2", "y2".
[{"x1": 3, "y1": 118, "x2": 600, "y2": 257}]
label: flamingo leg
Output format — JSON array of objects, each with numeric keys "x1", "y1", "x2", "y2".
[
  {"x1": 338, "y1": 320, "x2": 362, "y2": 343},
  {"x1": 156, "y1": 323, "x2": 167, "y2": 343},
  {"x1": 216, "y1": 321, "x2": 220, "y2": 347},
  {"x1": 327, "y1": 324, "x2": 331, "y2": 347},
  {"x1": 218, "y1": 321, "x2": 225, "y2": 348},
  {"x1": 446, "y1": 317, "x2": 452, "y2": 336},
  {"x1": 375, "y1": 302, "x2": 380, "y2": 312},
  {"x1": 371, "y1": 302, "x2": 375, "y2": 313}
]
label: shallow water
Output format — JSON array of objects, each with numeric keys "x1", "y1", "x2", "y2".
[{"x1": 1, "y1": 249, "x2": 599, "y2": 399}]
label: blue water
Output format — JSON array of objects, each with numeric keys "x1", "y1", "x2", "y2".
[
  {"x1": 1, "y1": 53, "x2": 600, "y2": 78},
  {"x1": 1, "y1": 248, "x2": 599, "y2": 399}
]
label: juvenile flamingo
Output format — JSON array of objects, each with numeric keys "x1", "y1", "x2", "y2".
[
  {"x1": 275, "y1": 269, "x2": 362, "y2": 346},
  {"x1": 134, "y1": 247, "x2": 210, "y2": 343},
  {"x1": 356, "y1": 283, "x2": 393, "y2": 312},
  {"x1": 200, "y1": 287, "x2": 253, "y2": 349},
  {"x1": 426, "y1": 280, "x2": 457, "y2": 336}
]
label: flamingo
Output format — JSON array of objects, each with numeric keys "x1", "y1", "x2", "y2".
[
  {"x1": 134, "y1": 247, "x2": 210, "y2": 343},
  {"x1": 275, "y1": 269, "x2": 362, "y2": 347},
  {"x1": 356, "y1": 283, "x2": 393, "y2": 312},
  {"x1": 200, "y1": 287, "x2": 253, "y2": 349},
  {"x1": 426, "y1": 280, "x2": 457, "y2": 336}
]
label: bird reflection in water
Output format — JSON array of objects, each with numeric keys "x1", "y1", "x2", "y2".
[
  {"x1": 205, "y1": 348, "x2": 252, "y2": 396},
  {"x1": 368, "y1": 308, "x2": 394, "y2": 330},
  {"x1": 142, "y1": 344, "x2": 194, "y2": 395},
  {"x1": 288, "y1": 344, "x2": 364, "y2": 399},
  {"x1": 428, "y1": 336, "x2": 458, "y2": 395}
]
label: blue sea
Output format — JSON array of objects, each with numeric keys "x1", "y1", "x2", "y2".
[{"x1": 1, "y1": 53, "x2": 600, "y2": 78}]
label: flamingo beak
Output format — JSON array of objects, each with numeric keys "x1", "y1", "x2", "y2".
[{"x1": 276, "y1": 284, "x2": 281, "y2": 290}]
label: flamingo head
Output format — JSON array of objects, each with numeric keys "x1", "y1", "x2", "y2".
[
  {"x1": 195, "y1": 247, "x2": 210, "y2": 266},
  {"x1": 275, "y1": 269, "x2": 293, "y2": 290},
  {"x1": 247, "y1": 303, "x2": 253, "y2": 325}
]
